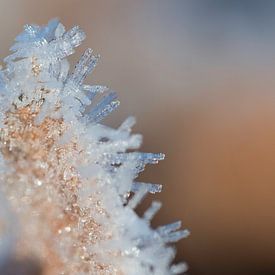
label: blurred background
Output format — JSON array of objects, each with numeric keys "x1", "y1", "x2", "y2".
[{"x1": 1, "y1": 0, "x2": 275, "y2": 274}]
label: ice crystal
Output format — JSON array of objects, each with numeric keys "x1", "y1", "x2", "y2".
[{"x1": 0, "y1": 19, "x2": 189, "y2": 274}]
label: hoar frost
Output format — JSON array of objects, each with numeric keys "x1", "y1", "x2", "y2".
[{"x1": 0, "y1": 19, "x2": 189, "y2": 274}]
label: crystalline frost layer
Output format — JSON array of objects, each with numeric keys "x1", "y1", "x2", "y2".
[{"x1": 0, "y1": 19, "x2": 189, "y2": 274}]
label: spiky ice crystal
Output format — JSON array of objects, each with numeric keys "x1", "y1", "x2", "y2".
[{"x1": 0, "y1": 19, "x2": 189, "y2": 274}]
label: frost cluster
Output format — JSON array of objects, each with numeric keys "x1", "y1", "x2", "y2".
[{"x1": 0, "y1": 19, "x2": 189, "y2": 274}]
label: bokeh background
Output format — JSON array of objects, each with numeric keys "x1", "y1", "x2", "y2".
[{"x1": 1, "y1": 1, "x2": 275, "y2": 274}]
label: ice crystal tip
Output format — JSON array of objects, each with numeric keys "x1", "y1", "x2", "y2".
[
  {"x1": 171, "y1": 263, "x2": 188, "y2": 274},
  {"x1": 132, "y1": 182, "x2": 163, "y2": 194},
  {"x1": 0, "y1": 19, "x2": 188, "y2": 274},
  {"x1": 69, "y1": 48, "x2": 99, "y2": 85},
  {"x1": 143, "y1": 201, "x2": 162, "y2": 222}
]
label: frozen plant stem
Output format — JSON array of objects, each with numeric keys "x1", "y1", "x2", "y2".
[{"x1": 0, "y1": 19, "x2": 189, "y2": 274}]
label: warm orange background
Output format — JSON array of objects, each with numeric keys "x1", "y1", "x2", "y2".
[{"x1": 1, "y1": 1, "x2": 275, "y2": 274}]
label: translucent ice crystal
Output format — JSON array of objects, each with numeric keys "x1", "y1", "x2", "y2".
[{"x1": 0, "y1": 19, "x2": 189, "y2": 274}]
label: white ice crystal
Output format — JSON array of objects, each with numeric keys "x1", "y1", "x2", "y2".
[{"x1": 0, "y1": 19, "x2": 189, "y2": 274}]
